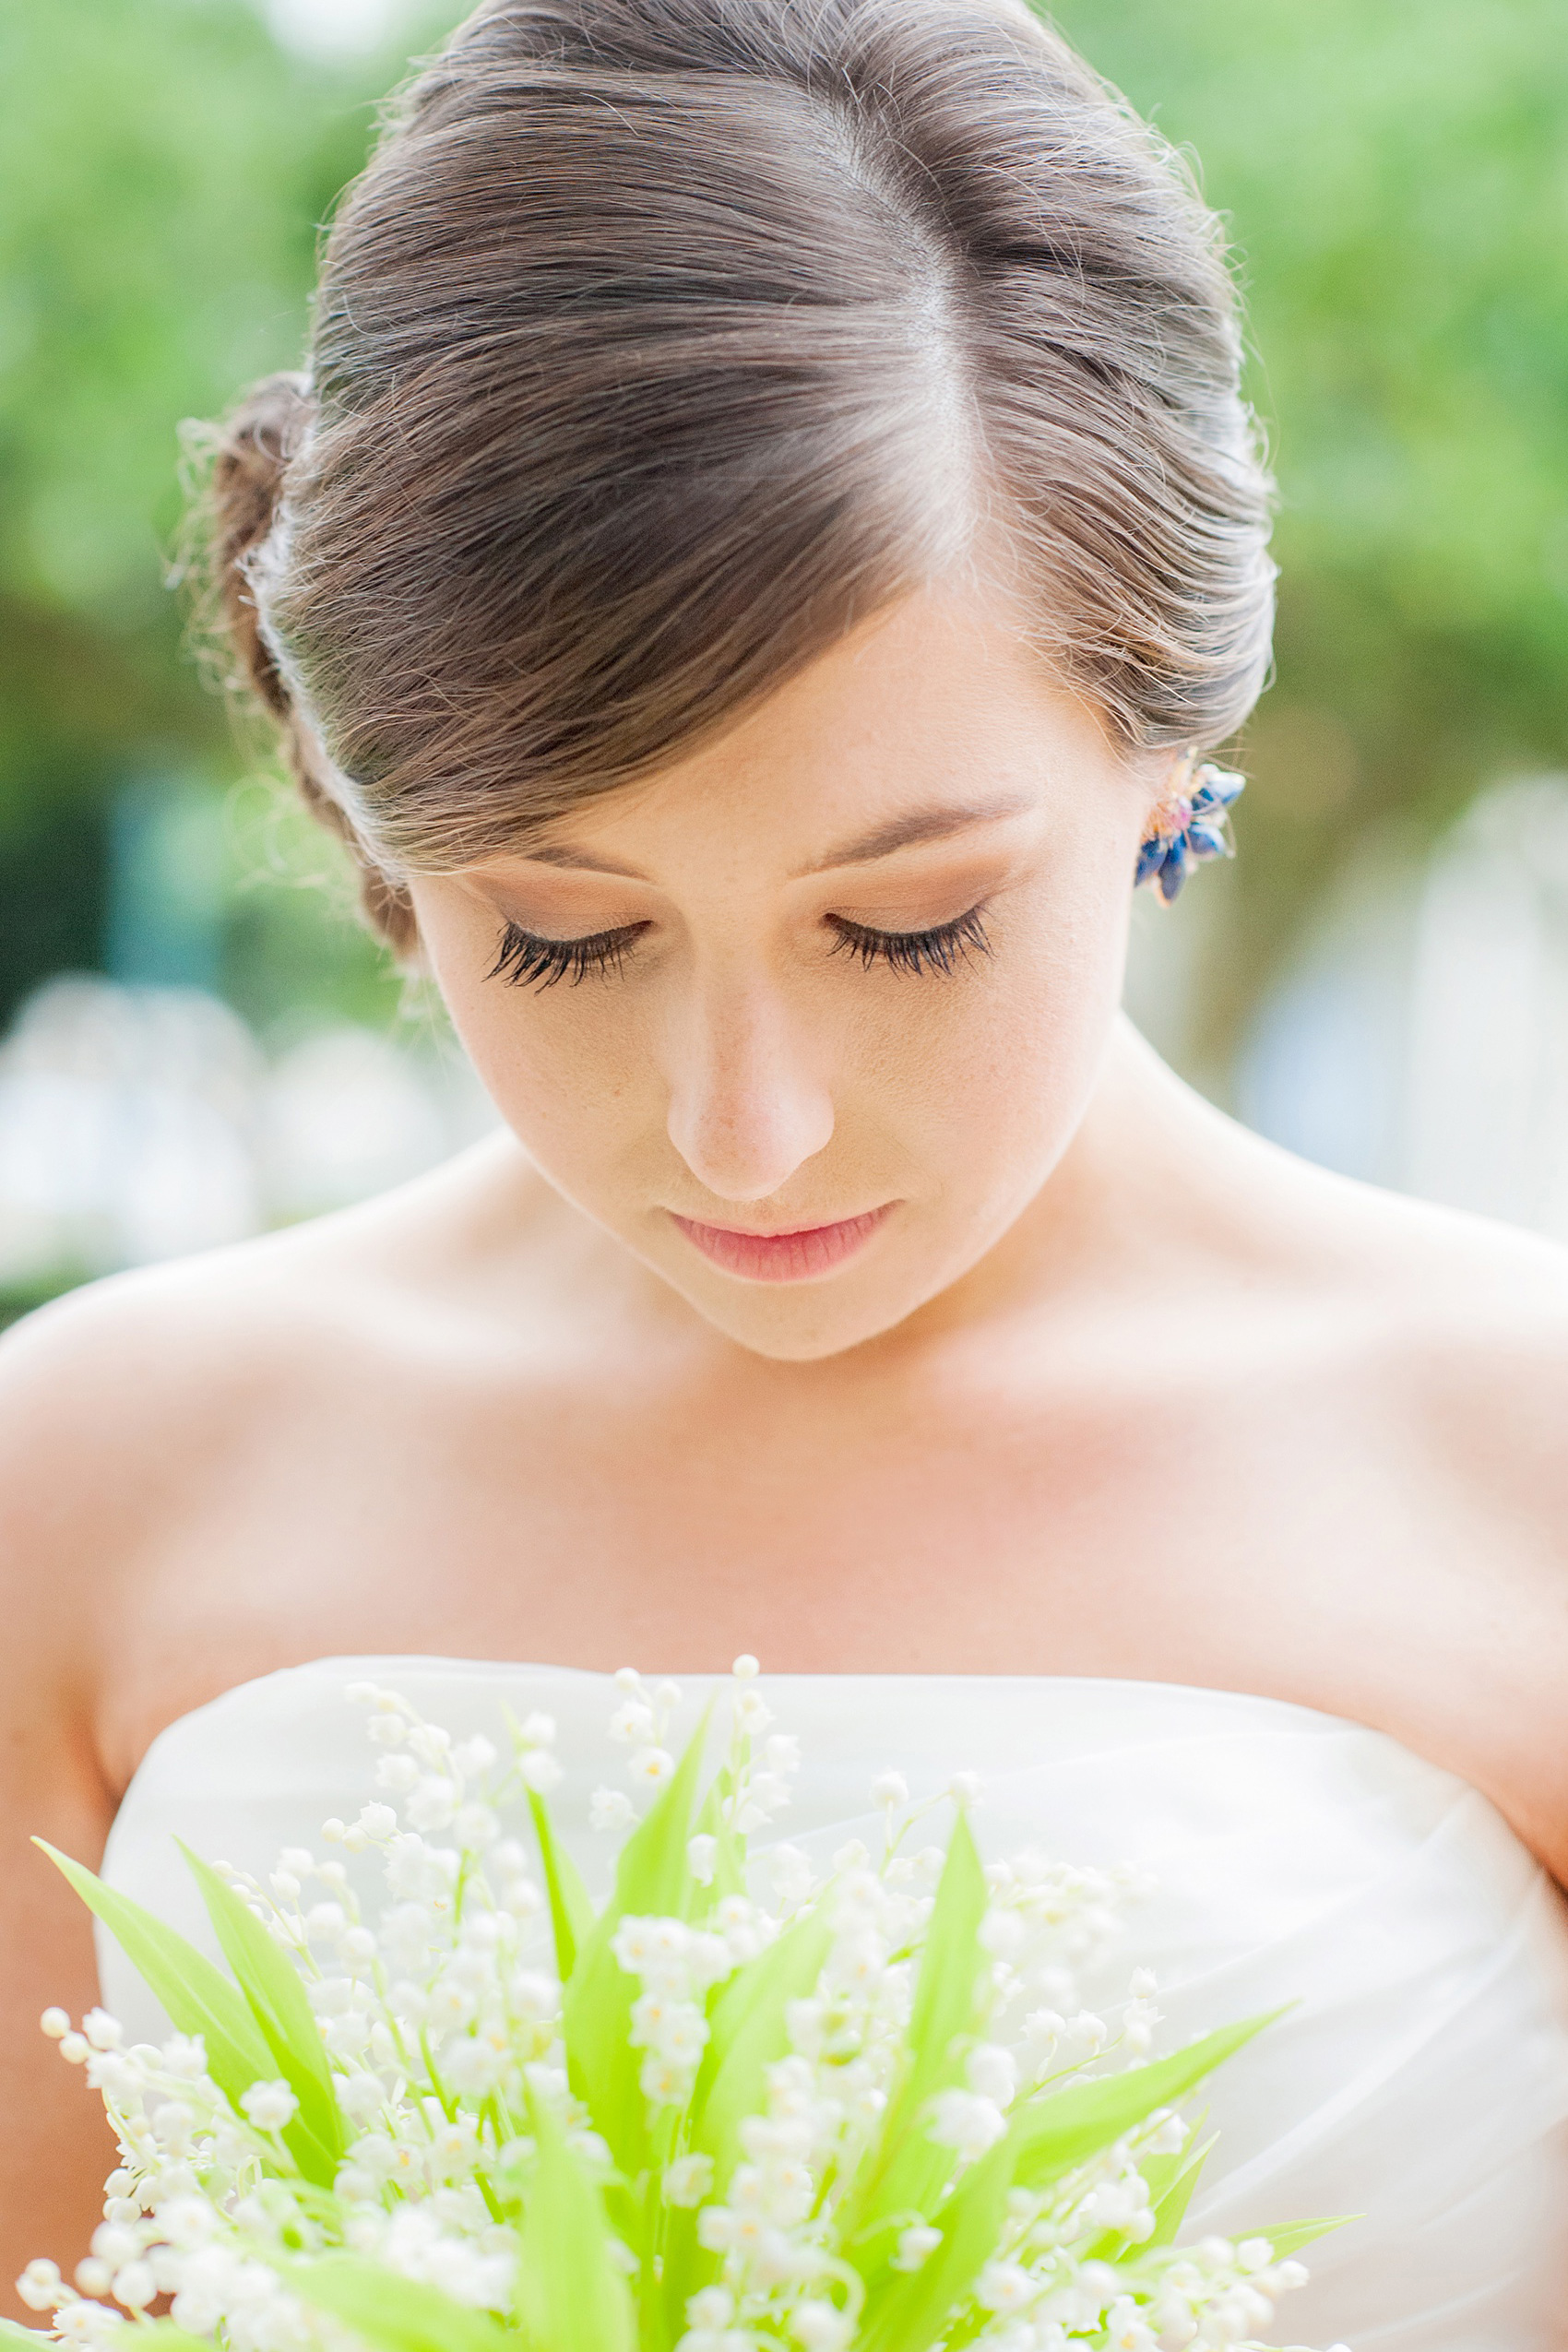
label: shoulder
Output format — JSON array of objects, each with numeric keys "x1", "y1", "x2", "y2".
[{"x1": 0, "y1": 1133, "x2": 552, "y2": 1603}]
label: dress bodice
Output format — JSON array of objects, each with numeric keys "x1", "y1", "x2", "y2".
[{"x1": 100, "y1": 1658, "x2": 1568, "y2": 2350}]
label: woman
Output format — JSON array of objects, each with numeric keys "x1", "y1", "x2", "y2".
[{"x1": 2, "y1": 0, "x2": 1565, "y2": 2338}]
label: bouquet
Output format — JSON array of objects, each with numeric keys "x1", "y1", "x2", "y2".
[{"x1": 10, "y1": 1657, "x2": 1346, "y2": 2352}]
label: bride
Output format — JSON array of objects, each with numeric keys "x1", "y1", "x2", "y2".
[{"x1": 3, "y1": 0, "x2": 1565, "y2": 2340}]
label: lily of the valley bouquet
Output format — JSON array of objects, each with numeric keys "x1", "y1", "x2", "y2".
[{"x1": 12, "y1": 1659, "x2": 1344, "y2": 2352}]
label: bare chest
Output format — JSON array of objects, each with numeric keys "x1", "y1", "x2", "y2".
[{"x1": 98, "y1": 1335, "x2": 1530, "y2": 1805}]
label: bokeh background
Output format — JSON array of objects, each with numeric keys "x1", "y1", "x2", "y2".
[{"x1": 3, "y1": 0, "x2": 1566, "y2": 1324}]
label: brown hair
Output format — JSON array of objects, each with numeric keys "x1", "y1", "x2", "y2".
[{"x1": 206, "y1": 0, "x2": 1274, "y2": 954}]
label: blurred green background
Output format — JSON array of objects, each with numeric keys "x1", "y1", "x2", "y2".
[{"x1": 2, "y1": 0, "x2": 1565, "y2": 1318}]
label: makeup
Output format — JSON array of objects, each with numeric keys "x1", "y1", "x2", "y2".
[{"x1": 670, "y1": 1205, "x2": 893, "y2": 1282}]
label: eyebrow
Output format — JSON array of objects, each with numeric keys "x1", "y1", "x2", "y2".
[
  {"x1": 793, "y1": 795, "x2": 1033, "y2": 875},
  {"x1": 516, "y1": 794, "x2": 1032, "y2": 883}
]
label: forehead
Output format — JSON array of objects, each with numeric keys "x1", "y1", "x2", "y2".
[{"x1": 511, "y1": 580, "x2": 1116, "y2": 878}]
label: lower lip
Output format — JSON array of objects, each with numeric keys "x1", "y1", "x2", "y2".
[{"x1": 670, "y1": 1206, "x2": 894, "y2": 1283}]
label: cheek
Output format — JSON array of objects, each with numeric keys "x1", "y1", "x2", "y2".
[
  {"x1": 860, "y1": 868, "x2": 1131, "y2": 1170},
  {"x1": 418, "y1": 917, "x2": 659, "y2": 1171}
]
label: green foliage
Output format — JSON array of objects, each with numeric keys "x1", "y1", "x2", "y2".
[
  {"x1": 287, "y1": 2259, "x2": 517, "y2": 2352},
  {"x1": 560, "y1": 1703, "x2": 715, "y2": 2179},
  {"x1": 35, "y1": 1838, "x2": 278, "y2": 2102},
  {"x1": 516, "y1": 2082, "x2": 637, "y2": 2352},
  {"x1": 1043, "y1": 0, "x2": 1568, "y2": 1039},
  {"x1": 179, "y1": 1840, "x2": 348, "y2": 2182}
]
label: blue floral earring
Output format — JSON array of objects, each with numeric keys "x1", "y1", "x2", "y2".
[{"x1": 1134, "y1": 757, "x2": 1245, "y2": 903}]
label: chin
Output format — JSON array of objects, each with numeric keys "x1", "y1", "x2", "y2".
[{"x1": 658, "y1": 1256, "x2": 951, "y2": 1361}]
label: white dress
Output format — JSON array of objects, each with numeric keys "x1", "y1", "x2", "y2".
[{"x1": 99, "y1": 1657, "x2": 1568, "y2": 2349}]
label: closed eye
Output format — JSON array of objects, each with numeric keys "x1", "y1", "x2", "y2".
[
  {"x1": 486, "y1": 919, "x2": 648, "y2": 989},
  {"x1": 826, "y1": 905, "x2": 992, "y2": 976}
]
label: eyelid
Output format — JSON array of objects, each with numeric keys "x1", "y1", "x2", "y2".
[
  {"x1": 826, "y1": 902, "x2": 992, "y2": 976},
  {"x1": 486, "y1": 917, "x2": 647, "y2": 990}
]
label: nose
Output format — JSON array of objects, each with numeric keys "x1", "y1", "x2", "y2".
[{"x1": 664, "y1": 975, "x2": 836, "y2": 1204}]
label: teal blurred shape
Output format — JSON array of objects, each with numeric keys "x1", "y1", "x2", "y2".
[{"x1": 104, "y1": 774, "x2": 226, "y2": 994}]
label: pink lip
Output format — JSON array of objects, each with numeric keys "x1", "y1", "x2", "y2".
[{"x1": 670, "y1": 1205, "x2": 895, "y2": 1283}]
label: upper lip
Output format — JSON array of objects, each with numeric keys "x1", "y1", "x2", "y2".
[{"x1": 670, "y1": 1207, "x2": 890, "y2": 1238}]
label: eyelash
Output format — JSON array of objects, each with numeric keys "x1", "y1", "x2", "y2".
[{"x1": 485, "y1": 906, "x2": 993, "y2": 991}]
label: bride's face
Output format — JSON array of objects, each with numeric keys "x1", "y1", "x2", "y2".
[{"x1": 410, "y1": 581, "x2": 1164, "y2": 1360}]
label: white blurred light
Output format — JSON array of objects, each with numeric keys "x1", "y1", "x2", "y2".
[
  {"x1": 264, "y1": 0, "x2": 407, "y2": 61},
  {"x1": 261, "y1": 1026, "x2": 450, "y2": 1217},
  {"x1": 0, "y1": 976, "x2": 495, "y2": 1286}
]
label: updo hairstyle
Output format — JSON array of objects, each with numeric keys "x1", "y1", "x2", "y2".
[{"x1": 205, "y1": 0, "x2": 1275, "y2": 954}]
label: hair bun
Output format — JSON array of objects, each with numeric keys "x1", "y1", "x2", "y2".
[{"x1": 205, "y1": 369, "x2": 311, "y2": 720}]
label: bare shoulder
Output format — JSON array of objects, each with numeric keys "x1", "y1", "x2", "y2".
[
  {"x1": 0, "y1": 1133, "x2": 552, "y2": 1605},
  {"x1": 1241, "y1": 1123, "x2": 1568, "y2": 1487},
  {"x1": 1197, "y1": 1103, "x2": 1568, "y2": 1856}
]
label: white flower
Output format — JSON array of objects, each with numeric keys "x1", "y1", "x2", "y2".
[
  {"x1": 926, "y1": 2087, "x2": 1007, "y2": 2160},
  {"x1": 590, "y1": 1787, "x2": 636, "y2": 1833},
  {"x1": 663, "y1": 2153, "x2": 714, "y2": 2206},
  {"x1": 790, "y1": 2303, "x2": 853, "y2": 2350},
  {"x1": 966, "y1": 2042, "x2": 1017, "y2": 2106},
  {"x1": 686, "y1": 1834, "x2": 718, "y2": 1884},
  {"x1": 767, "y1": 1844, "x2": 815, "y2": 1905},
  {"x1": 733, "y1": 1687, "x2": 774, "y2": 1736},
  {"x1": 891, "y1": 2224, "x2": 942, "y2": 2271},
  {"x1": 404, "y1": 1780, "x2": 457, "y2": 1833},
  {"x1": 609, "y1": 1701, "x2": 656, "y2": 1745},
  {"x1": 519, "y1": 1749, "x2": 564, "y2": 1794},
  {"x1": 764, "y1": 1732, "x2": 802, "y2": 1772},
  {"x1": 508, "y1": 1969, "x2": 560, "y2": 2022},
  {"x1": 454, "y1": 1732, "x2": 500, "y2": 1775},
  {"x1": 742, "y1": 1769, "x2": 792, "y2": 1817},
  {"x1": 731, "y1": 1654, "x2": 759, "y2": 1680},
  {"x1": 628, "y1": 1746, "x2": 675, "y2": 1790},
  {"x1": 240, "y1": 2080, "x2": 298, "y2": 2132},
  {"x1": 375, "y1": 1754, "x2": 422, "y2": 1795},
  {"x1": 357, "y1": 1801, "x2": 398, "y2": 1840},
  {"x1": 82, "y1": 2010, "x2": 122, "y2": 2051},
  {"x1": 39, "y1": 2007, "x2": 71, "y2": 2040},
  {"x1": 1102, "y1": 2295, "x2": 1158, "y2": 2350},
  {"x1": 871, "y1": 1770, "x2": 909, "y2": 1809},
  {"x1": 335, "y1": 2073, "x2": 386, "y2": 2124},
  {"x1": 112, "y1": 2262, "x2": 157, "y2": 2310},
  {"x1": 977, "y1": 2260, "x2": 1036, "y2": 2312},
  {"x1": 444, "y1": 2037, "x2": 506, "y2": 2096},
  {"x1": 948, "y1": 1770, "x2": 985, "y2": 1807},
  {"x1": 16, "y1": 2259, "x2": 65, "y2": 2311},
  {"x1": 454, "y1": 1803, "x2": 500, "y2": 1851}
]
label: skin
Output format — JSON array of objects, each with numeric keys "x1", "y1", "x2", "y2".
[{"x1": 1, "y1": 578, "x2": 1566, "y2": 2302}]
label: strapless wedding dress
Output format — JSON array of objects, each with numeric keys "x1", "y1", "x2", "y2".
[{"x1": 100, "y1": 1658, "x2": 1568, "y2": 2349}]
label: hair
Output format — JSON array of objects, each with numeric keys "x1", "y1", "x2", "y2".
[{"x1": 203, "y1": 0, "x2": 1274, "y2": 955}]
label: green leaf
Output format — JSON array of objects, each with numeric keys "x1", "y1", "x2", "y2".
[
  {"x1": 561, "y1": 1700, "x2": 715, "y2": 2178},
  {"x1": 1006, "y1": 2013, "x2": 1284, "y2": 2192},
  {"x1": 692, "y1": 1907, "x2": 833, "y2": 2180},
  {"x1": 685, "y1": 1771, "x2": 746, "y2": 1910},
  {"x1": 1140, "y1": 2121, "x2": 1218, "y2": 2251},
  {"x1": 34, "y1": 1839, "x2": 274, "y2": 2108},
  {"x1": 661, "y1": 1907, "x2": 835, "y2": 2331},
  {"x1": 842, "y1": 1811, "x2": 991, "y2": 2251},
  {"x1": 178, "y1": 1842, "x2": 346, "y2": 2184},
  {"x1": 526, "y1": 1790, "x2": 596, "y2": 1985},
  {"x1": 0, "y1": 2324, "x2": 51, "y2": 2349},
  {"x1": 288, "y1": 2257, "x2": 516, "y2": 2352},
  {"x1": 853, "y1": 2136, "x2": 1015, "y2": 2352},
  {"x1": 516, "y1": 2082, "x2": 636, "y2": 2352},
  {"x1": 1246, "y1": 2214, "x2": 1357, "y2": 2259}
]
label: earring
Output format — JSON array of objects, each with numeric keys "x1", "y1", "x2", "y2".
[{"x1": 1135, "y1": 758, "x2": 1245, "y2": 903}]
